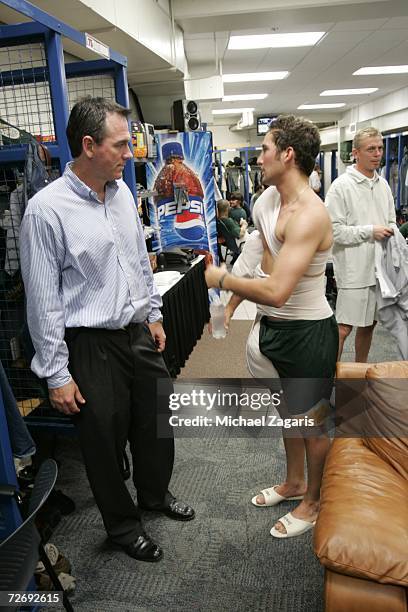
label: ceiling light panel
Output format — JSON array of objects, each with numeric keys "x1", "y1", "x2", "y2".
[
  {"x1": 222, "y1": 94, "x2": 268, "y2": 101},
  {"x1": 228, "y1": 32, "x2": 325, "y2": 50},
  {"x1": 298, "y1": 103, "x2": 346, "y2": 109},
  {"x1": 223, "y1": 72, "x2": 289, "y2": 82},
  {"x1": 320, "y1": 88, "x2": 378, "y2": 96},
  {"x1": 353, "y1": 65, "x2": 408, "y2": 75},
  {"x1": 212, "y1": 108, "x2": 255, "y2": 115}
]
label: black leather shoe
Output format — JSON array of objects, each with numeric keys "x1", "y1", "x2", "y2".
[
  {"x1": 123, "y1": 535, "x2": 163, "y2": 562},
  {"x1": 162, "y1": 500, "x2": 195, "y2": 521}
]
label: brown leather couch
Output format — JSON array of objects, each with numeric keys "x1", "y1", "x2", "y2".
[{"x1": 314, "y1": 361, "x2": 408, "y2": 612}]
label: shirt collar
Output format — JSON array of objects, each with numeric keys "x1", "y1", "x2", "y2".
[
  {"x1": 63, "y1": 161, "x2": 119, "y2": 201},
  {"x1": 347, "y1": 164, "x2": 380, "y2": 184}
]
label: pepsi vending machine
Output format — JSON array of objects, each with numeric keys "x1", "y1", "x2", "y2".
[{"x1": 146, "y1": 132, "x2": 217, "y2": 262}]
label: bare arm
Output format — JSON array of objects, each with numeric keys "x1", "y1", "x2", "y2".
[{"x1": 224, "y1": 293, "x2": 244, "y2": 327}]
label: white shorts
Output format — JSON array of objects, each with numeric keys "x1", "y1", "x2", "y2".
[
  {"x1": 246, "y1": 316, "x2": 279, "y2": 380},
  {"x1": 336, "y1": 286, "x2": 377, "y2": 327}
]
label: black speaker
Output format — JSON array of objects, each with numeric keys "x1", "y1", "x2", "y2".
[{"x1": 172, "y1": 99, "x2": 201, "y2": 132}]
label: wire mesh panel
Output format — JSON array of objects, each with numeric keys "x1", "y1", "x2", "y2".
[
  {"x1": 67, "y1": 74, "x2": 116, "y2": 109},
  {"x1": 0, "y1": 161, "x2": 61, "y2": 418},
  {"x1": 0, "y1": 40, "x2": 59, "y2": 415},
  {"x1": 0, "y1": 42, "x2": 55, "y2": 142}
]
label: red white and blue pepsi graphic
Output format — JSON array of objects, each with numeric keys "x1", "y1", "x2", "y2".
[{"x1": 147, "y1": 132, "x2": 217, "y2": 261}]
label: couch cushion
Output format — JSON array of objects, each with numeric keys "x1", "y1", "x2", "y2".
[
  {"x1": 336, "y1": 362, "x2": 371, "y2": 379},
  {"x1": 363, "y1": 362, "x2": 408, "y2": 480},
  {"x1": 314, "y1": 437, "x2": 408, "y2": 586}
]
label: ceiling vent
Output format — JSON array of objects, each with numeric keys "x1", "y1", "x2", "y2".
[{"x1": 230, "y1": 110, "x2": 254, "y2": 132}]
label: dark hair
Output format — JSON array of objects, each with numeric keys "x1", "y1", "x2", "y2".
[
  {"x1": 230, "y1": 191, "x2": 243, "y2": 203},
  {"x1": 66, "y1": 96, "x2": 131, "y2": 158},
  {"x1": 268, "y1": 114, "x2": 320, "y2": 176}
]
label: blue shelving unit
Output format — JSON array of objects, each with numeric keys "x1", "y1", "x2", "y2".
[
  {"x1": 0, "y1": 384, "x2": 21, "y2": 541},
  {"x1": 0, "y1": 0, "x2": 137, "y2": 196}
]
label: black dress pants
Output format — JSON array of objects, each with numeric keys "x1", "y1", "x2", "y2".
[{"x1": 65, "y1": 323, "x2": 175, "y2": 545}]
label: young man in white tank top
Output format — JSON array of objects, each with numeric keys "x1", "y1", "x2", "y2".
[{"x1": 205, "y1": 115, "x2": 338, "y2": 539}]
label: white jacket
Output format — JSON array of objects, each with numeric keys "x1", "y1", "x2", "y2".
[
  {"x1": 375, "y1": 226, "x2": 408, "y2": 359},
  {"x1": 326, "y1": 165, "x2": 395, "y2": 288}
]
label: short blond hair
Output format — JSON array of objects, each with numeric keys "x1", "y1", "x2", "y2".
[
  {"x1": 352, "y1": 127, "x2": 383, "y2": 149},
  {"x1": 217, "y1": 199, "x2": 230, "y2": 216}
]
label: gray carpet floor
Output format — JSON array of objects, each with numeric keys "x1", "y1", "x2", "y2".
[{"x1": 48, "y1": 318, "x2": 399, "y2": 612}]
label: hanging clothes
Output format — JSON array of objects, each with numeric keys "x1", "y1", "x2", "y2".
[
  {"x1": 0, "y1": 184, "x2": 24, "y2": 276},
  {"x1": 0, "y1": 358, "x2": 36, "y2": 459},
  {"x1": 399, "y1": 152, "x2": 408, "y2": 207},
  {"x1": 249, "y1": 165, "x2": 262, "y2": 193},
  {"x1": 389, "y1": 160, "x2": 399, "y2": 201},
  {"x1": 220, "y1": 166, "x2": 227, "y2": 195}
]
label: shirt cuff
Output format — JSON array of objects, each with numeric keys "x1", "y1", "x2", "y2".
[
  {"x1": 47, "y1": 368, "x2": 72, "y2": 389},
  {"x1": 147, "y1": 309, "x2": 163, "y2": 324},
  {"x1": 361, "y1": 225, "x2": 374, "y2": 241}
]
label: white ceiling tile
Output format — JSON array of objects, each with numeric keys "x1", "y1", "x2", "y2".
[
  {"x1": 332, "y1": 18, "x2": 389, "y2": 31},
  {"x1": 257, "y1": 47, "x2": 311, "y2": 69},
  {"x1": 381, "y1": 16, "x2": 408, "y2": 29},
  {"x1": 321, "y1": 29, "x2": 372, "y2": 44},
  {"x1": 372, "y1": 40, "x2": 408, "y2": 64}
]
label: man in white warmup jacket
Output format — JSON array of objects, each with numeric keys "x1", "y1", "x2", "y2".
[{"x1": 326, "y1": 127, "x2": 396, "y2": 361}]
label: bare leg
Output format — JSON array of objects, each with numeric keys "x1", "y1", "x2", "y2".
[
  {"x1": 355, "y1": 322, "x2": 376, "y2": 362},
  {"x1": 256, "y1": 435, "x2": 306, "y2": 504},
  {"x1": 273, "y1": 435, "x2": 330, "y2": 533},
  {"x1": 337, "y1": 323, "x2": 352, "y2": 361}
]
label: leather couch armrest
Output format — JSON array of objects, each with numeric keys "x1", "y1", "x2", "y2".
[{"x1": 324, "y1": 570, "x2": 408, "y2": 612}]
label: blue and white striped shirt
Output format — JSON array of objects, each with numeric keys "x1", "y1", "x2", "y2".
[{"x1": 20, "y1": 162, "x2": 162, "y2": 389}]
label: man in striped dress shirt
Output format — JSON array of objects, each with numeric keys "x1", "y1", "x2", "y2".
[{"x1": 20, "y1": 97, "x2": 195, "y2": 562}]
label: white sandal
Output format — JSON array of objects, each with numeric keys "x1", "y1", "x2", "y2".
[
  {"x1": 251, "y1": 486, "x2": 304, "y2": 507},
  {"x1": 270, "y1": 512, "x2": 316, "y2": 538}
]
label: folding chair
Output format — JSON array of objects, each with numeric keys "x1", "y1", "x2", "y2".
[
  {"x1": 0, "y1": 459, "x2": 74, "y2": 612},
  {"x1": 216, "y1": 219, "x2": 242, "y2": 265}
]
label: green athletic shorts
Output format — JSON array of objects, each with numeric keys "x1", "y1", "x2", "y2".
[{"x1": 259, "y1": 314, "x2": 339, "y2": 415}]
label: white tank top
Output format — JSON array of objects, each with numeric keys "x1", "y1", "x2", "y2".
[{"x1": 252, "y1": 186, "x2": 333, "y2": 320}]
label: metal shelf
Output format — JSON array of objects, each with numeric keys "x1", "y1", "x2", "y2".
[{"x1": 137, "y1": 190, "x2": 157, "y2": 199}]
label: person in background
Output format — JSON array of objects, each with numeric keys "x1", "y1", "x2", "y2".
[
  {"x1": 250, "y1": 184, "x2": 265, "y2": 217},
  {"x1": 218, "y1": 200, "x2": 248, "y2": 243},
  {"x1": 229, "y1": 191, "x2": 248, "y2": 223},
  {"x1": 398, "y1": 219, "x2": 408, "y2": 239},
  {"x1": 309, "y1": 163, "x2": 322, "y2": 194},
  {"x1": 325, "y1": 126, "x2": 396, "y2": 361},
  {"x1": 206, "y1": 115, "x2": 338, "y2": 539},
  {"x1": 217, "y1": 199, "x2": 248, "y2": 264},
  {"x1": 20, "y1": 97, "x2": 194, "y2": 564}
]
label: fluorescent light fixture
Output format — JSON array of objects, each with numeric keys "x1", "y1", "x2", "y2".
[
  {"x1": 298, "y1": 103, "x2": 346, "y2": 109},
  {"x1": 223, "y1": 71, "x2": 289, "y2": 83},
  {"x1": 228, "y1": 32, "x2": 325, "y2": 49},
  {"x1": 212, "y1": 107, "x2": 255, "y2": 115},
  {"x1": 320, "y1": 88, "x2": 378, "y2": 96},
  {"x1": 353, "y1": 65, "x2": 408, "y2": 75},
  {"x1": 222, "y1": 94, "x2": 268, "y2": 101}
]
